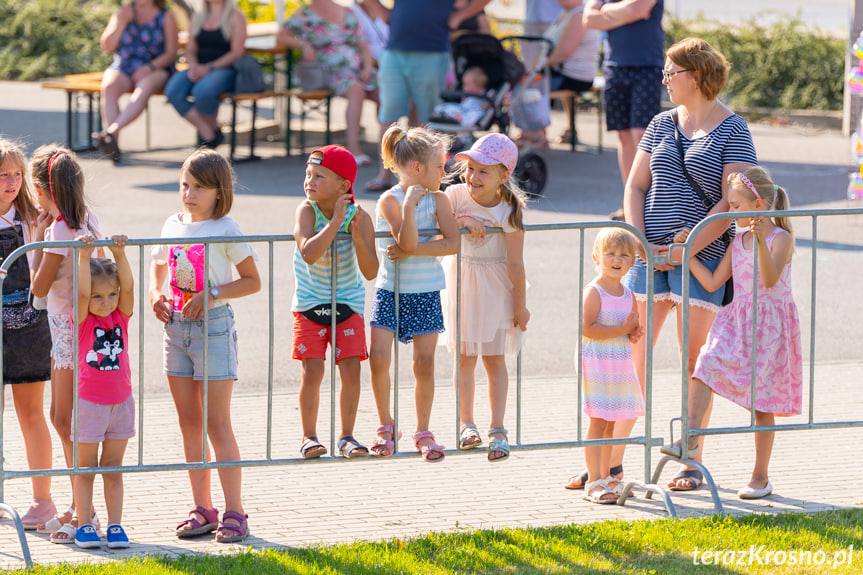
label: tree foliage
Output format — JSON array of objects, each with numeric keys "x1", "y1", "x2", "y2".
[{"x1": 666, "y1": 14, "x2": 844, "y2": 111}]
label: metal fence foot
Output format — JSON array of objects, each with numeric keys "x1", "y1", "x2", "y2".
[{"x1": 0, "y1": 502, "x2": 32, "y2": 568}]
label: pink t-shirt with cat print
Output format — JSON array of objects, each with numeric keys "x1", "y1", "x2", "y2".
[{"x1": 74, "y1": 309, "x2": 131, "y2": 405}]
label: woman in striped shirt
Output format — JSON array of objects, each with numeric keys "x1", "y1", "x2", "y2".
[{"x1": 623, "y1": 37, "x2": 757, "y2": 492}]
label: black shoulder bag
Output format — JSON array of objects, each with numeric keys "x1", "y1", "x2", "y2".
[{"x1": 671, "y1": 109, "x2": 734, "y2": 306}]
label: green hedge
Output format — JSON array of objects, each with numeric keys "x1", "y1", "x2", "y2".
[
  {"x1": 665, "y1": 14, "x2": 845, "y2": 111},
  {"x1": 0, "y1": 0, "x2": 114, "y2": 80}
]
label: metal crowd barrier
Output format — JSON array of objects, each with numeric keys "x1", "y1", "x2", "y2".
[
  {"x1": 0, "y1": 221, "x2": 669, "y2": 566},
  {"x1": 651, "y1": 207, "x2": 863, "y2": 515}
]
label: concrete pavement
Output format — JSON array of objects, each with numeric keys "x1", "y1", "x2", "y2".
[{"x1": 0, "y1": 80, "x2": 862, "y2": 567}]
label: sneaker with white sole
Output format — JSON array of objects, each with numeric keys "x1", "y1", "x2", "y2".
[{"x1": 106, "y1": 524, "x2": 130, "y2": 549}]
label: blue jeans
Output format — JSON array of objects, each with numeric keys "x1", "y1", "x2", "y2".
[{"x1": 165, "y1": 67, "x2": 236, "y2": 117}]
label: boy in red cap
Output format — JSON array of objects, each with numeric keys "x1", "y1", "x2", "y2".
[{"x1": 292, "y1": 145, "x2": 378, "y2": 459}]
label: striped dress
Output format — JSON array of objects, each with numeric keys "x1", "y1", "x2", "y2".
[
  {"x1": 581, "y1": 281, "x2": 644, "y2": 420},
  {"x1": 291, "y1": 201, "x2": 365, "y2": 315}
]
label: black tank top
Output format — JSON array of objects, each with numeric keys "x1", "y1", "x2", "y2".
[{"x1": 196, "y1": 27, "x2": 230, "y2": 64}]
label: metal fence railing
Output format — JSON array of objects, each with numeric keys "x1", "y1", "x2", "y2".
[{"x1": 0, "y1": 221, "x2": 674, "y2": 566}]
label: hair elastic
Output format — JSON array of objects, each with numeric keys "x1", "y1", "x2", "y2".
[
  {"x1": 47, "y1": 150, "x2": 68, "y2": 222},
  {"x1": 738, "y1": 173, "x2": 761, "y2": 200}
]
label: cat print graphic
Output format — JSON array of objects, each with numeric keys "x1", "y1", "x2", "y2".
[{"x1": 86, "y1": 325, "x2": 124, "y2": 371}]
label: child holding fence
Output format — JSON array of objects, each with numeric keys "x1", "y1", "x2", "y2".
[
  {"x1": 29, "y1": 145, "x2": 103, "y2": 540},
  {"x1": 68, "y1": 234, "x2": 134, "y2": 549},
  {"x1": 0, "y1": 140, "x2": 55, "y2": 530},
  {"x1": 576, "y1": 228, "x2": 644, "y2": 504},
  {"x1": 368, "y1": 126, "x2": 459, "y2": 462},
  {"x1": 669, "y1": 167, "x2": 802, "y2": 499},
  {"x1": 443, "y1": 133, "x2": 529, "y2": 462},
  {"x1": 150, "y1": 148, "x2": 260, "y2": 542},
  {"x1": 292, "y1": 145, "x2": 378, "y2": 459}
]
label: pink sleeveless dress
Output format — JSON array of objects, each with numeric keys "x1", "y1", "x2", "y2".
[
  {"x1": 693, "y1": 228, "x2": 802, "y2": 415},
  {"x1": 581, "y1": 281, "x2": 644, "y2": 421}
]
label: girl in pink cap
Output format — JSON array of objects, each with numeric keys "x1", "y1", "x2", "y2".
[{"x1": 443, "y1": 133, "x2": 530, "y2": 462}]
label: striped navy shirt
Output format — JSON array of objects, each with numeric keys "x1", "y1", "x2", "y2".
[{"x1": 638, "y1": 110, "x2": 757, "y2": 261}]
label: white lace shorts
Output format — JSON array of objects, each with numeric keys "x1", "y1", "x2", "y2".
[{"x1": 48, "y1": 313, "x2": 74, "y2": 370}]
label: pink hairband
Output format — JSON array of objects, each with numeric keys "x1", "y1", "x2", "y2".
[{"x1": 738, "y1": 173, "x2": 761, "y2": 200}]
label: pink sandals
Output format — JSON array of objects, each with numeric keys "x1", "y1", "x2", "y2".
[
  {"x1": 370, "y1": 424, "x2": 402, "y2": 458},
  {"x1": 176, "y1": 505, "x2": 219, "y2": 538},
  {"x1": 215, "y1": 510, "x2": 249, "y2": 543},
  {"x1": 412, "y1": 430, "x2": 445, "y2": 463}
]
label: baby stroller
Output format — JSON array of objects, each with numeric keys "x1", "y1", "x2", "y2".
[{"x1": 428, "y1": 33, "x2": 551, "y2": 197}]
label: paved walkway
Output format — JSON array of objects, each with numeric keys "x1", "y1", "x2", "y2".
[{"x1": 1, "y1": 362, "x2": 862, "y2": 567}]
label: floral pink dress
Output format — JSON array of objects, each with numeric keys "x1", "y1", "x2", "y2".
[
  {"x1": 285, "y1": 5, "x2": 372, "y2": 96},
  {"x1": 693, "y1": 228, "x2": 802, "y2": 415}
]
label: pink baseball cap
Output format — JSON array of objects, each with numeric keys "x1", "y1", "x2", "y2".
[
  {"x1": 455, "y1": 133, "x2": 518, "y2": 173},
  {"x1": 308, "y1": 145, "x2": 357, "y2": 200}
]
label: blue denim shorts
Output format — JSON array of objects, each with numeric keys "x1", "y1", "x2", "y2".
[
  {"x1": 622, "y1": 257, "x2": 725, "y2": 311},
  {"x1": 378, "y1": 50, "x2": 450, "y2": 123},
  {"x1": 163, "y1": 304, "x2": 238, "y2": 380}
]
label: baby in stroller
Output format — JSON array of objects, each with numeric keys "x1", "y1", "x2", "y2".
[{"x1": 432, "y1": 67, "x2": 490, "y2": 127}]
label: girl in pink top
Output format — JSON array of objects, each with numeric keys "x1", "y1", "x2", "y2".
[
  {"x1": 29, "y1": 145, "x2": 103, "y2": 540},
  {"x1": 67, "y1": 234, "x2": 135, "y2": 549},
  {"x1": 682, "y1": 167, "x2": 801, "y2": 499}
]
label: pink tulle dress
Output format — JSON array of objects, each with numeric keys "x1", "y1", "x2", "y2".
[
  {"x1": 693, "y1": 228, "x2": 802, "y2": 415},
  {"x1": 442, "y1": 184, "x2": 524, "y2": 356},
  {"x1": 581, "y1": 282, "x2": 644, "y2": 421}
]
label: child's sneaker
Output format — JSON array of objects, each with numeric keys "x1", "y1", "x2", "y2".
[
  {"x1": 106, "y1": 524, "x2": 130, "y2": 549},
  {"x1": 74, "y1": 524, "x2": 102, "y2": 549}
]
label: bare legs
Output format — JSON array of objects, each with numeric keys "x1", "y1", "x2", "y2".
[
  {"x1": 100, "y1": 68, "x2": 169, "y2": 139},
  {"x1": 182, "y1": 109, "x2": 220, "y2": 143},
  {"x1": 72, "y1": 439, "x2": 127, "y2": 528},
  {"x1": 455, "y1": 353, "x2": 509, "y2": 460},
  {"x1": 168, "y1": 376, "x2": 244, "y2": 536},
  {"x1": 369, "y1": 328, "x2": 440, "y2": 458},
  {"x1": 298, "y1": 356, "x2": 364, "y2": 442},
  {"x1": 584, "y1": 417, "x2": 617, "y2": 502},
  {"x1": 9, "y1": 382, "x2": 53, "y2": 500},
  {"x1": 616, "y1": 128, "x2": 645, "y2": 187}
]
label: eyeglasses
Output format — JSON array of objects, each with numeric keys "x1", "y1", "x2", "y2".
[{"x1": 662, "y1": 68, "x2": 693, "y2": 82}]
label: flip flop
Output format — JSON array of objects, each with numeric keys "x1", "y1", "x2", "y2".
[
  {"x1": 667, "y1": 469, "x2": 703, "y2": 491},
  {"x1": 364, "y1": 177, "x2": 392, "y2": 193}
]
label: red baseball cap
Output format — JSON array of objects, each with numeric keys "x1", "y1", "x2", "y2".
[{"x1": 307, "y1": 145, "x2": 357, "y2": 201}]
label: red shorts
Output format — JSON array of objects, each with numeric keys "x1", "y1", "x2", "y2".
[{"x1": 291, "y1": 312, "x2": 368, "y2": 363}]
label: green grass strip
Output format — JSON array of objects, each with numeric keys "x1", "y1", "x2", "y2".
[{"x1": 11, "y1": 509, "x2": 863, "y2": 574}]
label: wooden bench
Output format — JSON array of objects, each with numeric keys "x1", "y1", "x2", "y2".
[
  {"x1": 41, "y1": 71, "x2": 288, "y2": 162},
  {"x1": 549, "y1": 76, "x2": 605, "y2": 154}
]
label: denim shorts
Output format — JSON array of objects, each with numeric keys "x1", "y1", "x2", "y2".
[
  {"x1": 603, "y1": 66, "x2": 663, "y2": 132},
  {"x1": 163, "y1": 304, "x2": 238, "y2": 380},
  {"x1": 72, "y1": 395, "x2": 135, "y2": 443},
  {"x1": 369, "y1": 289, "x2": 444, "y2": 344},
  {"x1": 378, "y1": 50, "x2": 450, "y2": 123},
  {"x1": 622, "y1": 257, "x2": 725, "y2": 311}
]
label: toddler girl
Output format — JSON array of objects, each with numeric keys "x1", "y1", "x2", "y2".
[
  {"x1": 443, "y1": 133, "x2": 530, "y2": 462},
  {"x1": 150, "y1": 148, "x2": 260, "y2": 541},
  {"x1": 368, "y1": 126, "x2": 460, "y2": 462},
  {"x1": 680, "y1": 166, "x2": 801, "y2": 499},
  {"x1": 578, "y1": 228, "x2": 643, "y2": 504},
  {"x1": 69, "y1": 234, "x2": 134, "y2": 549}
]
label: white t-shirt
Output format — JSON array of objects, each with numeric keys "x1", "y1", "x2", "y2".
[
  {"x1": 151, "y1": 214, "x2": 257, "y2": 310},
  {"x1": 44, "y1": 207, "x2": 101, "y2": 315}
]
